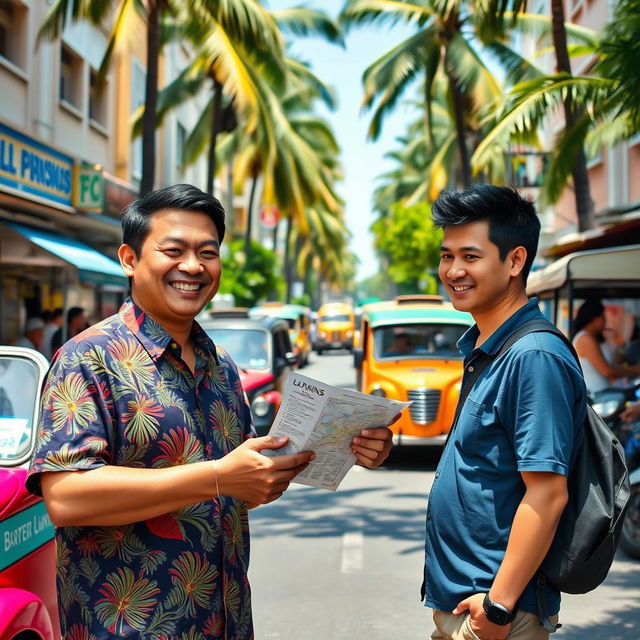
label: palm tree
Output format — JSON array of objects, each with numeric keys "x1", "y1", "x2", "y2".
[
  {"x1": 549, "y1": 0, "x2": 593, "y2": 230},
  {"x1": 472, "y1": 7, "x2": 639, "y2": 226},
  {"x1": 138, "y1": 6, "x2": 341, "y2": 202},
  {"x1": 39, "y1": 0, "x2": 164, "y2": 194},
  {"x1": 39, "y1": 0, "x2": 286, "y2": 195},
  {"x1": 340, "y1": 0, "x2": 504, "y2": 188}
]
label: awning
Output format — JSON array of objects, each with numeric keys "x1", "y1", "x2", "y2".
[
  {"x1": 527, "y1": 244, "x2": 640, "y2": 297},
  {"x1": 4, "y1": 222, "x2": 127, "y2": 288}
]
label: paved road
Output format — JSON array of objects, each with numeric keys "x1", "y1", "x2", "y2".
[{"x1": 249, "y1": 351, "x2": 640, "y2": 639}]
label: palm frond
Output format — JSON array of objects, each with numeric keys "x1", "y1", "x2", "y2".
[
  {"x1": 273, "y1": 7, "x2": 344, "y2": 46},
  {"x1": 340, "y1": 0, "x2": 431, "y2": 30},
  {"x1": 361, "y1": 27, "x2": 437, "y2": 139},
  {"x1": 472, "y1": 75, "x2": 611, "y2": 170}
]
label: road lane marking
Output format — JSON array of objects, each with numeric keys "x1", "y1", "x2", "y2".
[{"x1": 341, "y1": 515, "x2": 363, "y2": 573}]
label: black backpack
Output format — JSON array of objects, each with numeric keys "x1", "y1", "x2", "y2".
[{"x1": 451, "y1": 318, "x2": 630, "y2": 632}]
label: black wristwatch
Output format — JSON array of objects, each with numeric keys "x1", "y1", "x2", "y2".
[{"x1": 482, "y1": 593, "x2": 517, "y2": 626}]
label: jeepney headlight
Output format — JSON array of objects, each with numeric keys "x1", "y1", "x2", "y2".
[
  {"x1": 370, "y1": 387, "x2": 386, "y2": 398},
  {"x1": 251, "y1": 395, "x2": 271, "y2": 418}
]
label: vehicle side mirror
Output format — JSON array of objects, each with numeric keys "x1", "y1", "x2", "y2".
[{"x1": 354, "y1": 347, "x2": 364, "y2": 369}]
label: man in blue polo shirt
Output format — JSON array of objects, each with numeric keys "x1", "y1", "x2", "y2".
[{"x1": 424, "y1": 185, "x2": 586, "y2": 640}]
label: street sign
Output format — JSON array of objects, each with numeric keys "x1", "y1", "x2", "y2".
[{"x1": 259, "y1": 205, "x2": 280, "y2": 230}]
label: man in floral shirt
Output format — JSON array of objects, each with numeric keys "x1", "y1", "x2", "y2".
[{"x1": 27, "y1": 184, "x2": 395, "y2": 639}]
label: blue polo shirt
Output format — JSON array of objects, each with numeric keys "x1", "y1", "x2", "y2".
[{"x1": 424, "y1": 299, "x2": 586, "y2": 616}]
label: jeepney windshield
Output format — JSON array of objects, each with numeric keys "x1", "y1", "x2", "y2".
[
  {"x1": 374, "y1": 323, "x2": 467, "y2": 360},
  {"x1": 204, "y1": 328, "x2": 270, "y2": 370},
  {"x1": 320, "y1": 314, "x2": 351, "y2": 323},
  {"x1": 0, "y1": 356, "x2": 40, "y2": 463}
]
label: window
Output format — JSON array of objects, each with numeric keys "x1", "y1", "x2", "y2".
[
  {"x1": 0, "y1": 0, "x2": 26, "y2": 69},
  {"x1": 130, "y1": 59, "x2": 146, "y2": 182},
  {"x1": 89, "y1": 68, "x2": 107, "y2": 127},
  {"x1": 59, "y1": 45, "x2": 81, "y2": 108}
]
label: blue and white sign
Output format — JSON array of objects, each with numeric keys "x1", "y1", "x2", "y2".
[{"x1": 0, "y1": 121, "x2": 74, "y2": 208}]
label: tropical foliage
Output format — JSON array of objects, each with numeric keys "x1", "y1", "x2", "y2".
[
  {"x1": 371, "y1": 202, "x2": 442, "y2": 294},
  {"x1": 218, "y1": 239, "x2": 284, "y2": 308}
]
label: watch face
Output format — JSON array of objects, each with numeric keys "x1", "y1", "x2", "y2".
[
  {"x1": 483, "y1": 594, "x2": 515, "y2": 626},
  {"x1": 485, "y1": 605, "x2": 510, "y2": 626}
]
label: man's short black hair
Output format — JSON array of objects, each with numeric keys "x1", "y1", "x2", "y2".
[
  {"x1": 431, "y1": 184, "x2": 540, "y2": 284},
  {"x1": 121, "y1": 184, "x2": 226, "y2": 256}
]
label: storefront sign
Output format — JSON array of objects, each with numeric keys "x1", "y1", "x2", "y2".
[
  {"x1": 0, "y1": 121, "x2": 74, "y2": 208},
  {"x1": 74, "y1": 164, "x2": 104, "y2": 211}
]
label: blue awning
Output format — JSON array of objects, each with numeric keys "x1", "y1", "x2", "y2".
[{"x1": 5, "y1": 222, "x2": 127, "y2": 288}]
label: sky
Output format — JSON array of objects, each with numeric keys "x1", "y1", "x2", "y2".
[{"x1": 269, "y1": 0, "x2": 416, "y2": 280}]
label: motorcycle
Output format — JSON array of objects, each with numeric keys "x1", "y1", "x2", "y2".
[
  {"x1": 591, "y1": 379, "x2": 640, "y2": 443},
  {"x1": 591, "y1": 381, "x2": 640, "y2": 559}
]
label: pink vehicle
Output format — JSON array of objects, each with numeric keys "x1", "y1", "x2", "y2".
[{"x1": 0, "y1": 346, "x2": 60, "y2": 640}]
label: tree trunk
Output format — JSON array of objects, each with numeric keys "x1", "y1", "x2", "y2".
[
  {"x1": 550, "y1": 0, "x2": 594, "y2": 231},
  {"x1": 207, "y1": 78, "x2": 223, "y2": 196},
  {"x1": 244, "y1": 172, "x2": 259, "y2": 258},
  {"x1": 225, "y1": 142, "x2": 235, "y2": 236},
  {"x1": 284, "y1": 216, "x2": 293, "y2": 303},
  {"x1": 140, "y1": 0, "x2": 161, "y2": 195},
  {"x1": 447, "y1": 67, "x2": 472, "y2": 188},
  {"x1": 303, "y1": 253, "x2": 313, "y2": 300}
]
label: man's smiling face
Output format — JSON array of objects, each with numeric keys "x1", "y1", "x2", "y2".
[
  {"x1": 438, "y1": 221, "x2": 517, "y2": 317},
  {"x1": 119, "y1": 209, "x2": 221, "y2": 328}
]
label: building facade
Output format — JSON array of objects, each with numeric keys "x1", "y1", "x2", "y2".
[{"x1": 0, "y1": 0, "x2": 214, "y2": 346}]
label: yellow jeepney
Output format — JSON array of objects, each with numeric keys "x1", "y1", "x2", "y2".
[
  {"x1": 354, "y1": 295, "x2": 473, "y2": 446},
  {"x1": 315, "y1": 302, "x2": 355, "y2": 354}
]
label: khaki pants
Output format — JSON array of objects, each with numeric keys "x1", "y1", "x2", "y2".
[{"x1": 430, "y1": 610, "x2": 558, "y2": 640}]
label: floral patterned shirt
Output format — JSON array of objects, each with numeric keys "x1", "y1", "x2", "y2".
[{"x1": 27, "y1": 298, "x2": 255, "y2": 640}]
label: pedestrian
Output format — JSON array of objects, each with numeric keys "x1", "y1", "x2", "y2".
[
  {"x1": 50, "y1": 306, "x2": 88, "y2": 354},
  {"x1": 41, "y1": 307, "x2": 63, "y2": 360},
  {"x1": 423, "y1": 185, "x2": 587, "y2": 640},
  {"x1": 15, "y1": 316, "x2": 45, "y2": 351},
  {"x1": 26, "y1": 183, "x2": 392, "y2": 639}
]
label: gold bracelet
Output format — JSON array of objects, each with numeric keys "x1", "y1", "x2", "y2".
[{"x1": 213, "y1": 459, "x2": 220, "y2": 499}]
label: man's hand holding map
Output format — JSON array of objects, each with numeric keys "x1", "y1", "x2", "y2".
[{"x1": 263, "y1": 372, "x2": 411, "y2": 490}]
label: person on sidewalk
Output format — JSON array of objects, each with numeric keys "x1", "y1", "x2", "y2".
[
  {"x1": 27, "y1": 183, "x2": 393, "y2": 640},
  {"x1": 15, "y1": 316, "x2": 45, "y2": 351},
  {"x1": 423, "y1": 185, "x2": 587, "y2": 640},
  {"x1": 41, "y1": 307, "x2": 63, "y2": 360},
  {"x1": 50, "y1": 306, "x2": 88, "y2": 355}
]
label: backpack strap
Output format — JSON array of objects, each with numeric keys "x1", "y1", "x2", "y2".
[{"x1": 445, "y1": 317, "x2": 578, "y2": 449}]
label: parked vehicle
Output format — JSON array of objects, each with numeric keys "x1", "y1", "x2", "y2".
[
  {"x1": 199, "y1": 309, "x2": 297, "y2": 435},
  {"x1": 353, "y1": 295, "x2": 473, "y2": 446},
  {"x1": 249, "y1": 303, "x2": 312, "y2": 367},
  {"x1": 526, "y1": 244, "x2": 640, "y2": 336},
  {"x1": 591, "y1": 380, "x2": 640, "y2": 441},
  {"x1": 315, "y1": 302, "x2": 355, "y2": 355},
  {"x1": 0, "y1": 346, "x2": 60, "y2": 640},
  {"x1": 527, "y1": 243, "x2": 640, "y2": 560}
]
